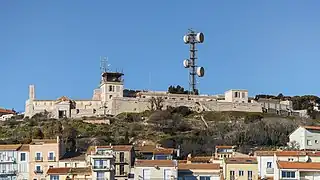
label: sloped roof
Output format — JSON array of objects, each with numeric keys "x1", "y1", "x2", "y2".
[
  {"x1": 277, "y1": 161, "x2": 320, "y2": 170},
  {"x1": 47, "y1": 167, "x2": 91, "y2": 175},
  {"x1": 255, "y1": 150, "x2": 320, "y2": 157},
  {"x1": 86, "y1": 145, "x2": 133, "y2": 154},
  {"x1": 18, "y1": 144, "x2": 29, "y2": 151},
  {"x1": 135, "y1": 145, "x2": 174, "y2": 154},
  {"x1": 302, "y1": 126, "x2": 320, "y2": 131},
  {"x1": 0, "y1": 144, "x2": 21, "y2": 151},
  {"x1": 135, "y1": 160, "x2": 176, "y2": 167},
  {"x1": 30, "y1": 139, "x2": 57, "y2": 144},
  {"x1": 225, "y1": 157, "x2": 257, "y2": 164},
  {"x1": 0, "y1": 108, "x2": 15, "y2": 114},
  {"x1": 178, "y1": 163, "x2": 220, "y2": 170}
]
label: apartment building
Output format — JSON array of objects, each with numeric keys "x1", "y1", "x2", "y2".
[
  {"x1": 86, "y1": 146, "x2": 115, "y2": 180},
  {"x1": 134, "y1": 160, "x2": 178, "y2": 180},
  {"x1": 289, "y1": 126, "x2": 320, "y2": 150},
  {"x1": 0, "y1": 144, "x2": 20, "y2": 180},
  {"x1": 17, "y1": 144, "x2": 29, "y2": 180},
  {"x1": 29, "y1": 136, "x2": 65, "y2": 180},
  {"x1": 255, "y1": 150, "x2": 320, "y2": 179},
  {"x1": 215, "y1": 146, "x2": 236, "y2": 160},
  {"x1": 275, "y1": 161, "x2": 320, "y2": 179},
  {"x1": 223, "y1": 157, "x2": 258, "y2": 180},
  {"x1": 178, "y1": 163, "x2": 221, "y2": 180}
]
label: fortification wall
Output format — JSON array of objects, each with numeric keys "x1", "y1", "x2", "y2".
[{"x1": 111, "y1": 97, "x2": 263, "y2": 115}]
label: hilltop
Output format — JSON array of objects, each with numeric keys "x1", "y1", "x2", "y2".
[{"x1": 2, "y1": 106, "x2": 319, "y2": 158}]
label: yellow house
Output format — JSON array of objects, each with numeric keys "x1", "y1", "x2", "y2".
[
  {"x1": 46, "y1": 167, "x2": 92, "y2": 180},
  {"x1": 223, "y1": 157, "x2": 258, "y2": 180},
  {"x1": 29, "y1": 136, "x2": 65, "y2": 180}
]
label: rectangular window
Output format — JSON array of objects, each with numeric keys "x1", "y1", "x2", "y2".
[
  {"x1": 230, "y1": 170, "x2": 235, "y2": 180},
  {"x1": 267, "y1": 162, "x2": 272, "y2": 168},
  {"x1": 248, "y1": 171, "x2": 253, "y2": 180},
  {"x1": 164, "y1": 169, "x2": 171, "y2": 180},
  {"x1": 143, "y1": 169, "x2": 151, "y2": 180},
  {"x1": 239, "y1": 170, "x2": 244, "y2": 176},
  {"x1": 242, "y1": 92, "x2": 246, "y2": 98},
  {"x1": 48, "y1": 152, "x2": 54, "y2": 161},
  {"x1": 200, "y1": 176, "x2": 210, "y2": 180},
  {"x1": 50, "y1": 175, "x2": 59, "y2": 180},
  {"x1": 120, "y1": 165, "x2": 124, "y2": 175},
  {"x1": 120, "y1": 152, "x2": 124, "y2": 162},
  {"x1": 96, "y1": 172, "x2": 104, "y2": 180},
  {"x1": 308, "y1": 140, "x2": 312, "y2": 146},
  {"x1": 234, "y1": 92, "x2": 238, "y2": 98},
  {"x1": 36, "y1": 165, "x2": 41, "y2": 171},
  {"x1": 20, "y1": 153, "x2": 26, "y2": 161},
  {"x1": 281, "y1": 171, "x2": 295, "y2": 178}
]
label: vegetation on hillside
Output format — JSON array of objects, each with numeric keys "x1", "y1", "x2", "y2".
[{"x1": 3, "y1": 106, "x2": 319, "y2": 158}]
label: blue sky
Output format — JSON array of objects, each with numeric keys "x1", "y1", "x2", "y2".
[{"x1": 1, "y1": 1, "x2": 320, "y2": 111}]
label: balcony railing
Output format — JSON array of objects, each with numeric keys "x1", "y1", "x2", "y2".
[
  {"x1": 116, "y1": 158, "x2": 128, "y2": 163},
  {"x1": 266, "y1": 168, "x2": 274, "y2": 174},
  {"x1": 92, "y1": 165, "x2": 114, "y2": 171},
  {"x1": 35, "y1": 157, "x2": 43, "y2": 162},
  {"x1": 0, "y1": 157, "x2": 16, "y2": 163},
  {"x1": 48, "y1": 156, "x2": 56, "y2": 162},
  {"x1": 0, "y1": 170, "x2": 17, "y2": 175},
  {"x1": 34, "y1": 170, "x2": 43, "y2": 174}
]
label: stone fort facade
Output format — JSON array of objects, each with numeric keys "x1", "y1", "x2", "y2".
[{"x1": 24, "y1": 71, "x2": 294, "y2": 119}]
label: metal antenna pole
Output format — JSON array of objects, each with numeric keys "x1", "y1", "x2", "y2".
[{"x1": 190, "y1": 38, "x2": 197, "y2": 95}]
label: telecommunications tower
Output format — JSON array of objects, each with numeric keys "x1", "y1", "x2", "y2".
[{"x1": 183, "y1": 29, "x2": 205, "y2": 95}]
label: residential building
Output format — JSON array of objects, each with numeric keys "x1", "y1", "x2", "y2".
[
  {"x1": 289, "y1": 126, "x2": 320, "y2": 150},
  {"x1": 215, "y1": 146, "x2": 236, "y2": 160},
  {"x1": 86, "y1": 146, "x2": 115, "y2": 180},
  {"x1": 87, "y1": 145, "x2": 134, "y2": 180},
  {"x1": 134, "y1": 160, "x2": 178, "y2": 180},
  {"x1": 58, "y1": 152, "x2": 87, "y2": 168},
  {"x1": 29, "y1": 136, "x2": 65, "y2": 180},
  {"x1": 134, "y1": 145, "x2": 175, "y2": 160},
  {"x1": 46, "y1": 167, "x2": 92, "y2": 180},
  {"x1": 224, "y1": 90, "x2": 248, "y2": 103},
  {"x1": 178, "y1": 163, "x2": 221, "y2": 180},
  {"x1": 0, "y1": 108, "x2": 16, "y2": 117},
  {"x1": 17, "y1": 144, "x2": 29, "y2": 180},
  {"x1": 0, "y1": 144, "x2": 20, "y2": 180},
  {"x1": 223, "y1": 157, "x2": 258, "y2": 180},
  {"x1": 275, "y1": 161, "x2": 320, "y2": 179},
  {"x1": 255, "y1": 150, "x2": 320, "y2": 179}
]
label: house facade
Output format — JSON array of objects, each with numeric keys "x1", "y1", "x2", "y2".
[
  {"x1": 86, "y1": 146, "x2": 115, "y2": 180},
  {"x1": 134, "y1": 160, "x2": 178, "y2": 180},
  {"x1": 58, "y1": 153, "x2": 87, "y2": 168},
  {"x1": 29, "y1": 136, "x2": 65, "y2": 180},
  {"x1": 17, "y1": 144, "x2": 29, "y2": 180},
  {"x1": 0, "y1": 144, "x2": 21, "y2": 180},
  {"x1": 289, "y1": 126, "x2": 320, "y2": 150},
  {"x1": 223, "y1": 157, "x2": 258, "y2": 180},
  {"x1": 275, "y1": 161, "x2": 320, "y2": 180},
  {"x1": 178, "y1": 163, "x2": 221, "y2": 180},
  {"x1": 46, "y1": 167, "x2": 92, "y2": 180}
]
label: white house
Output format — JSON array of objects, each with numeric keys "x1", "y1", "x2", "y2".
[
  {"x1": 17, "y1": 144, "x2": 29, "y2": 180},
  {"x1": 255, "y1": 150, "x2": 320, "y2": 179},
  {"x1": 0, "y1": 144, "x2": 21, "y2": 180},
  {"x1": 86, "y1": 146, "x2": 115, "y2": 180},
  {"x1": 275, "y1": 161, "x2": 320, "y2": 179},
  {"x1": 289, "y1": 126, "x2": 320, "y2": 150},
  {"x1": 178, "y1": 163, "x2": 221, "y2": 180},
  {"x1": 134, "y1": 160, "x2": 178, "y2": 180}
]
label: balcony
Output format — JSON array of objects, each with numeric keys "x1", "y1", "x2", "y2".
[
  {"x1": 0, "y1": 170, "x2": 17, "y2": 175},
  {"x1": 48, "y1": 156, "x2": 56, "y2": 162},
  {"x1": 115, "y1": 158, "x2": 128, "y2": 164},
  {"x1": 0, "y1": 157, "x2": 16, "y2": 164},
  {"x1": 266, "y1": 168, "x2": 274, "y2": 174},
  {"x1": 92, "y1": 165, "x2": 114, "y2": 171},
  {"x1": 34, "y1": 170, "x2": 43, "y2": 174},
  {"x1": 35, "y1": 157, "x2": 43, "y2": 162}
]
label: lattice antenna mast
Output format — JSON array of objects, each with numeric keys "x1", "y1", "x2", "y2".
[
  {"x1": 183, "y1": 29, "x2": 205, "y2": 95},
  {"x1": 100, "y1": 56, "x2": 111, "y2": 74}
]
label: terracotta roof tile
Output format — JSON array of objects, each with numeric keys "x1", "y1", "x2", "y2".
[
  {"x1": 135, "y1": 160, "x2": 176, "y2": 167},
  {"x1": 255, "y1": 150, "x2": 320, "y2": 157},
  {"x1": 0, "y1": 108, "x2": 16, "y2": 114},
  {"x1": 86, "y1": 145, "x2": 133, "y2": 154},
  {"x1": 277, "y1": 161, "x2": 320, "y2": 170},
  {"x1": 302, "y1": 126, "x2": 320, "y2": 131},
  {"x1": 189, "y1": 156, "x2": 214, "y2": 163},
  {"x1": 135, "y1": 145, "x2": 174, "y2": 154},
  {"x1": 225, "y1": 157, "x2": 257, "y2": 164},
  {"x1": 178, "y1": 163, "x2": 220, "y2": 170},
  {"x1": 0, "y1": 144, "x2": 21, "y2": 151},
  {"x1": 47, "y1": 167, "x2": 91, "y2": 175}
]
